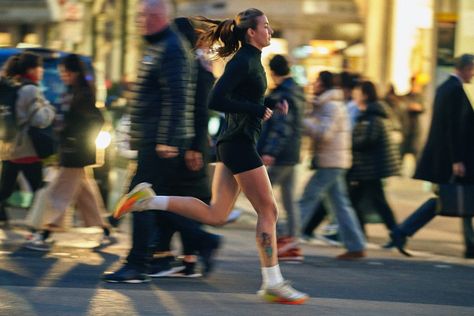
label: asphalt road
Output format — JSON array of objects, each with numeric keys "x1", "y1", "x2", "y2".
[{"x1": 1, "y1": 223, "x2": 474, "y2": 316}]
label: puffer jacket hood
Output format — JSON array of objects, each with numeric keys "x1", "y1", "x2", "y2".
[{"x1": 313, "y1": 89, "x2": 344, "y2": 108}]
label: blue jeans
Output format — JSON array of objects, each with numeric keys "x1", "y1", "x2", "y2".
[
  {"x1": 267, "y1": 165, "x2": 299, "y2": 238},
  {"x1": 299, "y1": 168, "x2": 366, "y2": 252}
]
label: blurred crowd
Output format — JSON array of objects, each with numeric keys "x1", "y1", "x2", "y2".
[{"x1": 0, "y1": 4, "x2": 473, "y2": 287}]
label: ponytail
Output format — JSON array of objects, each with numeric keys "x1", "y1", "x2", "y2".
[{"x1": 193, "y1": 8, "x2": 264, "y2": 58}]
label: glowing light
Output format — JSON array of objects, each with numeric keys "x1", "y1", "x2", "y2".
[{"x1": 95, "y1": 131, "x2": 111, "y2": 149}]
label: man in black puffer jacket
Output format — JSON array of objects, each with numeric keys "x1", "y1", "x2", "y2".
[{"x1": 103, "y1": 0, "x2": 218, "y2": 283}]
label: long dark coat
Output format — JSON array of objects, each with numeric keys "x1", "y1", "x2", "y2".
[
  {"x1": 59, "y1": 85, "x2": 104, "y2": 168},
  {"x1": 414, "y1": 75, "x2": 474, "y2": 184}
]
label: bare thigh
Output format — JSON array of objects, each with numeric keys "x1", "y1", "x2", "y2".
[
  {"x1": 209, "y1": 162, "x2": 241, "y2": 217},
  {"x1": 235, "y1": 166, "x2": 277, "y2": 218}
]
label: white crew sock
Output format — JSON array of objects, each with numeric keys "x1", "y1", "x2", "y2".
[
  {"x1": 261, "y1": 264, "x2": 284, "y2": 288},
  {"x1": 145, "y1": 196, "x2": 170, "y2": 211}
]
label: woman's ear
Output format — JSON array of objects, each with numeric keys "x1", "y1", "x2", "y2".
[{"x1": 246, "y1": 27, "x2": 256, "y2": 39}]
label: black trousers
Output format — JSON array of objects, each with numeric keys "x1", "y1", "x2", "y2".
[
  {"x1": 0, "y1": 160, "x2": 43, "y2": 202},
  {"x1": 349, "y1": 179, "x2": 397, "y2": 234},
  {"x1": 126, "y1": 148, "x2": 212, "y2": 269}
]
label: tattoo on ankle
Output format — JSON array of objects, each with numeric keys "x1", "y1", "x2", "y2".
[{"x1": 261, "y1": 232, "x2": 273, "y2": 259}]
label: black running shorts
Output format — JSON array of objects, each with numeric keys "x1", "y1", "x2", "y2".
[{"x1": 216, "y1": 139, "x2": 263, "y2": 174}]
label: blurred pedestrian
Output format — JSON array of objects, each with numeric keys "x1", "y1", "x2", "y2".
[
  {"x1": 301, "y1": 71, "x2": 363, "y2": 245},
  {"x1": 401, "y1": 76, "x2": 425, "y2": 160},
  {"x1": 0, "y1": 53, "x2": 55, "y2": 227},
  {"x1": 148, "y1": 16, "x2": 221, "y2": 278},
  {"x1": 24, "y1": 54, "x2": 110, "y2": 251},
  {"x1": 299, "y1": 71, "x2": 366, "y2": 260},
  {"x1": 383, "y1": 84, "x2": 405, "y2": 153},
  {"x1": 112, "y1": 7, "x2": 308, "y2": 304},
  {"x1": 386, "y1": 54, "x2": 474, "y2": 259},
  {"x1": 102, "y1": 0, "x2": 221, "y2": 283},
  {"x1": 348, "y1": 81, "x2": 401, "y2": 239},
  {"x1": 257, "y1": 54, "x2": 305, "y2": 262}
]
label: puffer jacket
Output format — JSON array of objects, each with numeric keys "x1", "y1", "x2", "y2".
[
  {"x1": 258, "y1": 77, "x2": 305, "y2": 165},
  {"x1": 348, "y1": 101, "x2": 401, "y2": 180},
  {"x1": 129, "y1": 26, "x2": 195, "y2": 151},
  {"x1": 6, "y1": 82, "x2": 55, "y2": 160},
  {"x1": 304, "y1": 89, "x2": 352, "y2": 169}
]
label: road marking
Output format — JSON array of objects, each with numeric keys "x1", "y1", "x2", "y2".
[
  {"x1": 434, "y1": 264, "x2": 452, "y2": 269},
  {"x1": 367, "y1": 261, "x2": 384, "y2": 265}
]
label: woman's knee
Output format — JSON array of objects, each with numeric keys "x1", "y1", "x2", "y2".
[{"x1": 256, "y1": 201, "x2": 278, "y2": 222}]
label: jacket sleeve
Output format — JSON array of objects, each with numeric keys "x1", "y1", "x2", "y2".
[
  {"x1": 156, "y1": 42, "x2": 192, "y2": 146},
  {"x1": 16, "y1": 85, "x2": 55, "y2": 129},
  {"x1": 208, "y1": 59, "x2": 266, "y2": 118},
  {"x1": 352, "y1": 117, "x2": 382, "y2": 150}
]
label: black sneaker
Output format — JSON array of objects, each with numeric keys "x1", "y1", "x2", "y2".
[
  {"x1": 24, "y1": 233, "x2": 51, "y2": 252},
  {"x1": 148, "y1": 256, "x2": 185, "y2": 278},
  {"x1": 199, "y1": 234, "x2": 222, "y2": 277},
  {"x1": 107, "y1": 215, "x2": 121, "y2": 228},
  {"x1": 171, "y1": 261, "x2": 202, "y2": 278},
  {"x1": 102, "y1": 265, "x2": 151, "y2": 283}
]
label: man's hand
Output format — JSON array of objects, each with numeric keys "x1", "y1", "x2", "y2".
[
  {"x1": 155, "y1": 144, "x2": 179, "y2": 158},
  {"x1": 453, "y1": 162, "x2": 466, "y2": 178},
  {"x1": 185, "y1": 150, "x2": 204, "y2": 171},
  {"x1": 263, "y1": 107, "x2": 273, "y2": 121},
  {"x1": 261, "y1": 155, "x2": 275, "y2": 166},
  {"x1": 275, "y1": 99, "x2": 289, "y2": 115}
]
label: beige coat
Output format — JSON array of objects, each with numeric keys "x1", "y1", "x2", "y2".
[
  {"x1": 1, "y1": 84, "x2": 56, "y2": 160},
  {"x1": 303, "y1": 89, "x2": 352, "y2": 169}
]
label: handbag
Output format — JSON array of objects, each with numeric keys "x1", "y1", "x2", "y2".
[
  {"x1": 437, "y1": 182, "x2": 474, "y2": 217},
  {"x1": 27, "y1": 107, "x2": 56, "y2": 159}
]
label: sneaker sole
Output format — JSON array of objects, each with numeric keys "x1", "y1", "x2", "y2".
[
  {"x1": 103, "y1": 278, "x2": 151, "y2": 284},
  {"x1": 169, "y1": 272, "x2": 203, "y2": 278},
  {"x1": 23, "y1": 244, "x2": 51, "y2": 252},
  {"x1": 317, "y1": 235, "x2": 343, "y2": 247},
  {"x1": 259, "y1": 293, "x2": 309, "y2": 305},
  {"x1": 148, "y1": 266, "x2": 186, "y2": 278}
]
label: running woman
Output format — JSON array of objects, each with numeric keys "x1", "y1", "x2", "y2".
[{"x1": 114, "y1": 8, "x2": 308, "y2": 305}]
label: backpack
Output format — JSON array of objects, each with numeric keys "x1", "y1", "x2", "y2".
[{"x1": 0, "y1": 78, "x2": 21, "y2": 143}]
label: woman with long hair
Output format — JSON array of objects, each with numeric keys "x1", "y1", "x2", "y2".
[
  {"x1": 0, "y1": 52, "x2": 55, "y2": 227},
  {"x1": 113, "y1": 8, "x2": 308, "y2": 304},
  {"x1": 24, "y1": 54, "x2": 112, "y2": 251}
]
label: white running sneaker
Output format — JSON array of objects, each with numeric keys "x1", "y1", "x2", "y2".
[
  {"x1": 257, "y1": 281, "x2": 309, "y2": 305},
  {"x1": 113, "y1": 182, "x2": 156, "y2": 219}
]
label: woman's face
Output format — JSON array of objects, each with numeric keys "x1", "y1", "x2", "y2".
[
  {"x1": 247, "y1": 15, "x2": 273, "y2": 49},
  {"x1": 27, "y1": 66, "x2": 44, "y2": 82},
  {"x1": 59, "y1": 66, "x2": 78, "y2": 85},
  {"x1": 352, "y1": 87, "x2": 367, "y2": 110},
  {"x1": 313, "y1": 78, "x2": 324, "y2": 95}
]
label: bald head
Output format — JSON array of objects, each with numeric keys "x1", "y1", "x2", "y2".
[{"x1": 137, "y1": 0, "x2": 171, "y2": 35}]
